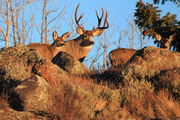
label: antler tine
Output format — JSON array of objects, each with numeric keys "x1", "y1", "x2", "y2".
[
  {"x1": 96, "y1": 8, "x2": 104, "y2": 27},
  {"x1": 95, "y1": 8, "x2": 109, "y2": 29},
  {"x1": 103, "y1": 11, "x2": 109, "y2": 29},
  {"x1": 75, "y1": 3, "x2": 84, "y2": 26}
]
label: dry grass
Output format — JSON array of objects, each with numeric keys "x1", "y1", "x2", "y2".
[
  {"x1": 124, "y1": 90, "x2": 180, "y2": 119},
  {"x1": 41, "y1": 67, "x2": 180, "y2": 120},
  {"x1": 1, "y1": 65, "x2": 179, "y2": 120},
  {"x1": 45, "y1": 73, "x2": 122, "y2": 120}
]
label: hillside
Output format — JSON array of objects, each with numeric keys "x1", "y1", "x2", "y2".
[{"x1": 0, "y1": 45, "x2": 179, "y2": 120}]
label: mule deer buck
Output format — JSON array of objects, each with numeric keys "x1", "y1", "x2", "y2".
[
  {"x1": 57, "y1": 3, "x2": 109, "y2": 62},
  {"x1": 109, "y1": 48, "x2": 137, "y2": 66},
  {"x1": 27, "y1": 31, "x2": 70, "y2": 61}
]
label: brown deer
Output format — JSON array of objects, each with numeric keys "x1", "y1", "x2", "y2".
[
  {"x1": 109, "y1": 48, "x2": 137, "y2": 66},
  {"x1": 27, "y1": 31, "x2": 70, "y2": 61},
  {"x1": 57, "y1": 3, "x2": 109, "y2": 62},
  {"x1": 154, "y1": 33, "x2": 176, "y2": 50}
]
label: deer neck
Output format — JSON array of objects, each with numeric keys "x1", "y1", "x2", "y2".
[
  {"x1": 59, "y1": 37, "x2": 93, "y2": 60},
  {"x1": 50, "y1": 44, "x2": 62, "y2": 57}
]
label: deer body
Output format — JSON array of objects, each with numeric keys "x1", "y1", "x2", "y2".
[
  {"x1": 27, "y1": 43, "x2": 57, "y2": 61},
  {"x1": 109, "y1": 48, "x2": 137, "y2": 66},
  {"x1": 60, "y1": 38, "x2": 93, "y2": 62}
]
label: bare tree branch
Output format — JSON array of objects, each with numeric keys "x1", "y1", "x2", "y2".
[{"x1": 0, "y1": 28, "x2": 6, "y2": 39}]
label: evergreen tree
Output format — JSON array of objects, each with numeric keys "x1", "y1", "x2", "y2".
[
  {"x1": 153, "y1": 0, "x2": 180, "y2": 5},
  {"x1": 134, "y1": 0, "x2": 180, "y2": 52}
]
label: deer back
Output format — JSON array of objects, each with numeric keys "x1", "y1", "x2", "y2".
[
  {"x1": 27, "y1": 43, "x2": 54, "y2": 61},
  {"x1": 109, "y1": 48, "x2": 137, "y2": 66}
]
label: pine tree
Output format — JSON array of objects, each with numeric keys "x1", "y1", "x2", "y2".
[
  {"x1": 153, "y1": 0, "x2": 180, "y2": 5},
  {"x1": 134, "y1": 0, "x2": 180, "y2": 52}
]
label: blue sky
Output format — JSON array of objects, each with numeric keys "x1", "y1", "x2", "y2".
[
  {"x1": 62, "y1": 0, "x2": 179, "y2": 68},
  {"x1": 61, "y1": 0, "x2": 180, "y2": 31},
  {"x1": 0, "y1": 0, "x2": 179, "y2": 68}
]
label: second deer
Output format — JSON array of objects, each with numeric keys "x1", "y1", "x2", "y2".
[
  {"x1": 109, "y1": 48, "x2": 137, "y2": 67},
  {"x1": 28, "y1": 31, "x2": 70, "y2": 61}
]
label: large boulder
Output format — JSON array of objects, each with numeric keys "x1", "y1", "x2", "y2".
[
  {"x1": 33, "y1": 59, "x2": 69, "y2": 85},
  {"x1": 127, "y1": 46, "x2": 180, "y2": 71},
  {"x1": 0, "y1": 44, "x2": 42, "y2": 81},
  {"x1": 12, "y1": 75, "x2": 54, "y2": 111},
  {"x1": 0, "y1": 45, "x2": 68, "y2": 113},
  {"x1": 123, "y1": 46, "x2": 180, "y2": 79},
  {"x1": 52, "y1": 52, "x2": 89, "y2": 75}
]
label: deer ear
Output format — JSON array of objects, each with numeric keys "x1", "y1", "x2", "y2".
[
  {"x1": 92, "y1": 28, "x2": 103, "y2": 36},
  {"x1": 170, "y1": 34, "x2": 176, "y2": 40},
  {"x1": 62, "y1": 32, "x2": 70, "y2": 40},
  {"x1": 154, "y1": 33, "x2": 161, "y2": 41},
  {"x1": 52, "y1": 31, "x2": 58, "y2": 40},
  {"x1": 76, "y1": 27, "x2": 84, "y2": 35}
]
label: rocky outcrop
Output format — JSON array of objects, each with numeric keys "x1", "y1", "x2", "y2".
[
  {"x1": 13, "y1": 75, "x2": 54, "y2": 111},
  {"x1": 33, "y1": 58, "x2": 69, "y2": 85},
  {"x1": 0, "y1": 44, "x2": 42, "y2": 81},
  {"x1": 52, "y1": 52, "x2": 89, "y2": 75},
  {"x1": 122, "y1": 46, "x2": 180, "y2": 80},
  {"x1": 0, "y1": 45, "x2": 67, "y2": 114},
  {"x1": 120, "y1": 47, "x2": 180, "y2": 101},
  {"x1": 127, "y1": 46, "x2": 180, "y2": 71},
  {"x1": 0, "y1": 44, "x2": 91, "y2": 117}
]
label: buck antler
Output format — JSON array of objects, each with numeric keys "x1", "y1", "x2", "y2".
[
  {"x1": 96, "y1": 8, "x2": 109, "y2": 29},
  {"x1": 75, "y1": 3, "x2": 109, "y2": 30},
  {"x1": 75, "y1": 3, "x2": 84, "y2": 27}
]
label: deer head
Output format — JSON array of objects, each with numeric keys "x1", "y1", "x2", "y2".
[
  {"x1": 154, "y1": 33, "x2": 176, "y2": 50},
  {"x1": 74, "y1": 3, "x2": 109, "y2": 46},
  {"x1": 57, "y1": 3, "x2": 109, "y2": 62},
  {"x1": 52, "y1": 31, "x2": 70, "y2": 47}
]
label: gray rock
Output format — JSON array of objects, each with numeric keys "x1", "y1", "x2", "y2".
[{"x1": 52, "y1": 52, "x2": 89, "y2": 75}]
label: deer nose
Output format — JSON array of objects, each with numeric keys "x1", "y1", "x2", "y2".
[
  {"x1": 80, "y1": 40, "x2": 95, "y2": 46},
  {"x1": 90, "y1": 41, "x2": 95, "y2": 45}
]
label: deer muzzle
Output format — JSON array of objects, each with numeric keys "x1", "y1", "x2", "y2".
[{"x1": 80, "y1": 40, "x2": 95, "y2": 47}]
